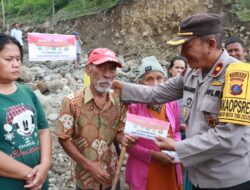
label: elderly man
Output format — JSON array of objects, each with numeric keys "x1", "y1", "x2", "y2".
[
  {"x1": 57, "y1": 48, "x2": 132, "y2": 190},
  {"x1": 113, "y1": 13, "x2": 250, "y2": 190}
]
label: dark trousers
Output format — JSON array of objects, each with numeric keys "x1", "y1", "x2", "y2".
[{"x1": 192, "y1": 180, "x2": 250, "y2": 190}]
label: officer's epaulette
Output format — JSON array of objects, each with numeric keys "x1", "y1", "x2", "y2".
[{"x1": 210, "y1": 62, "x2": 224, "y2": 77}]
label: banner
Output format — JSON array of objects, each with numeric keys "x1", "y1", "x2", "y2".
[
  {"x1": 124, "y1": 113, "x2": 169, "y2": 140},
  {"x1": 28, "y1": 33, "x2": 76, "y2": 61},
  {"x1": 218, "y1": 62, "x2": 250, "y2": 126}
]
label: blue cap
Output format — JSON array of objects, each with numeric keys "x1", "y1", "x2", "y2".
[{"x1": 72, "y1": 31, "x2": 80, "y2": 35}]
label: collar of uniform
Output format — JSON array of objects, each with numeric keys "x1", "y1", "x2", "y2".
[
  {"x1": 192, "y1": 69, "x2": 201, "y2": 76},
  {"x1": 209, "y1": 50, "x2": 229, "y2": 78},
  {"x1": 84, "y1": 86, "x2": 115, "y2": 104}
]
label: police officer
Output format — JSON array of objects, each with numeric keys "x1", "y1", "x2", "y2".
[{"x1": 113, "y1": 13, "x2": 250, "y2": 190}]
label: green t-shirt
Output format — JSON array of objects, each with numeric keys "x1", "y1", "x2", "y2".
[{"x1": 0, "y1": 83, "x2": 49, "y2": 190}]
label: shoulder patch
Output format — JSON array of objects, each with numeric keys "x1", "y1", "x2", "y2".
[{"x1": 218, "y1": 63, "x2": 250, "y2": 126}]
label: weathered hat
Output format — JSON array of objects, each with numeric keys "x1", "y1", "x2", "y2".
[
  {"x1": 87, "y1": 48, "x2": 122, "y2": 68},
  {"x1": 138, "y1": 56, "x2": 166, "y2": 79},
  {"x1": 167, "y1": 13, "x2": 222, "y2": 46}
]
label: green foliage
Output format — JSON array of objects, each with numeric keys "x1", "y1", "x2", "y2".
[
  {"x1": 222, "y1": 0, "x2": 233, "y2": 5},
  {"x1": 0, "y1": 0, "x2": 119, "y2": 25},
  {"x1": 54, "y1": 0, "x2": 70, "y2": 11},
  {"x1": 52, "y1": 0, "x2": 119, "y2": 23},
  {"x1": 222, "y1": 0, "x2": 250, "y2": 21}
]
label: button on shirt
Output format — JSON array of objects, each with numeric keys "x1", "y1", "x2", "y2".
[{"x1": 57, "y1": 87, "x2": 127, "y2": 189}]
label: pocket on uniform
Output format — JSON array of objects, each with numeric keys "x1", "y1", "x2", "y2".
[
  {"x1": 200, "y1": 99, "x2": 219, "y2": 114},
  {"x1": 200, "y1": 99, "x2": 219, "y2": 128}
]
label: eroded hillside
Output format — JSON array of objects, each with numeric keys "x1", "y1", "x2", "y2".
[{"x1": 52, "y1": 0, "x2": 249, "y2": 60}]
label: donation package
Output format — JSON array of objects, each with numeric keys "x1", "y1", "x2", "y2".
[{"x1": 124, "y1": 113, "x2": 169, "y2": 140}]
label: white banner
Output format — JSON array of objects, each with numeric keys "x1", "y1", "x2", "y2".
[{"x1": 28, "y1": 33, "x2": 76, "y2": 61}]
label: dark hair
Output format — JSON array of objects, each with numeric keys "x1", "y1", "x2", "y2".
[
  {"x1": 225, "y1": 36, "x2": 245, "y2": 49},
  {"x1": 0, "y1": 33, "x2": 22, "y2": 54},
  {"x1": 200, "y1": 33, "x2": 223, "y2": 49},
  {"x1": 169, "y1": 55, "x2": 187, "y2": 70}
]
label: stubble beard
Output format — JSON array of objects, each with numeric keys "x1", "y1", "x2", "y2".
[{"x1": 95, "y1": 79, "x2": 112, "y2": 93}]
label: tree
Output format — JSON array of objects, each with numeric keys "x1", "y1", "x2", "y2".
[
  {"x1": 1, "y1": 0, "x2": 5, "y2": 26},
  {"x1": 52, "y1": 0, "x2": 55, "y2": 16},
  {"x1": 82, "y1": 0, "x2": 86, "y2": 8}
]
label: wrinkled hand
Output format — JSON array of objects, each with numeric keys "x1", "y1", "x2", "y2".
[
  {"x1": 112, "y1": 80, "x2": 123, "y2": 90},
  {"x1": 154, "y1": 136, "x2": 176, "y2": 151},
  {"x1": 122, "y1": 134, "x2": 138, "y2": 148},
  {"x1": 151, "y1": 151, "x2": 176, "y2": 165},
  {"x1": 24, "y1": 163, "x2": 49, "y2": 190},
  {"x1": 86, "y1": 161, "x2": 110, "y2": 184}
]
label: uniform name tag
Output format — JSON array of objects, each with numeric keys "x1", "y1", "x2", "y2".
[{"x1": 218, "y1": 62, "x2": 250, "y2": 126}]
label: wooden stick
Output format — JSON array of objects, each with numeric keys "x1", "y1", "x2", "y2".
[{"x1": 111, "y1": 146, "x2": 126, "y2": 190}]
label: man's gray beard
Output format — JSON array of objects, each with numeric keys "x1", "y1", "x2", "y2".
[{"x1": 95, "y1": 80, "x2": 112, "y2": 93}]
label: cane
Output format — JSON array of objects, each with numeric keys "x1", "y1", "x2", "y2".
[{"x1": 111, "y1": 146, "x2": 127, "y2": 190}]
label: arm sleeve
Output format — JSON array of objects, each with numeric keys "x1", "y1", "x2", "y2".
[
  {"x1": 117, "y1": 104, "x2": 127, "y2": 132},
  {"x1": 56, "y1": 96, "x2": 75, "y2": 140},
  {"x1": 127, "y1": 143, "x2": 152, "y2": 164},
  {"x1": 173, "y1": 101, "x2": 181, "y2": 141},
  {"x1": 121, "y1": 76, "x2": 184, "y2": 104},
  {"x1": 127, "y1": 104, "x2": 152, "y2": 164},
  {"x1": 176, "y1": 123, "x2": 248, "y2": 167},
  {"x1": 33, "y1": 94, "x2": 49, "y2": 130},
  {"x1": 10, "y1": 29, "x2": 15, "y2": 37}
]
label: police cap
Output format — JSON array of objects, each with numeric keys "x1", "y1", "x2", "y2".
[{"x1": 167, "y1": 13, "x2": 222, "y2": 46}]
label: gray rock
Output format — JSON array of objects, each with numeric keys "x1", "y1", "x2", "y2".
[
  {"x1": 19, "y1": 66, "x2": 33, "y2": 82},
  {"x1": 48, "y1": 113, "x2": 58, "y2": 121}
]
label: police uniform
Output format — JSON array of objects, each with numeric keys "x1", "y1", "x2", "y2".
[{"x1": 120, "y1": 13, "x2": 250, "y2": 189}]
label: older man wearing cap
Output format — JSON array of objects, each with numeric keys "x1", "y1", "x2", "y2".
[
  {"x1": 113, "y1": 13, "x2": 250, "y2": 190},
  {"x1": 57, "y1": 48, "x2": 133, "y2": 190}
]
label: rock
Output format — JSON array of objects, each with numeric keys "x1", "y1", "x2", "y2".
[
  {"x1": 36, "y1": 81, "x2": 48, "y2": 94},
  {"x1": 122, "y1": 66, "x2": 131, "y2": 73},
  {"x1": 19, "y1": 66, "x2": 33, "y2": 82},
  {"x1": 48, "y1": 113, "x2": 58, "y2": 121},
  {"x1": 47, "y1": 79, "x2": 66, "y2": 92}
]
